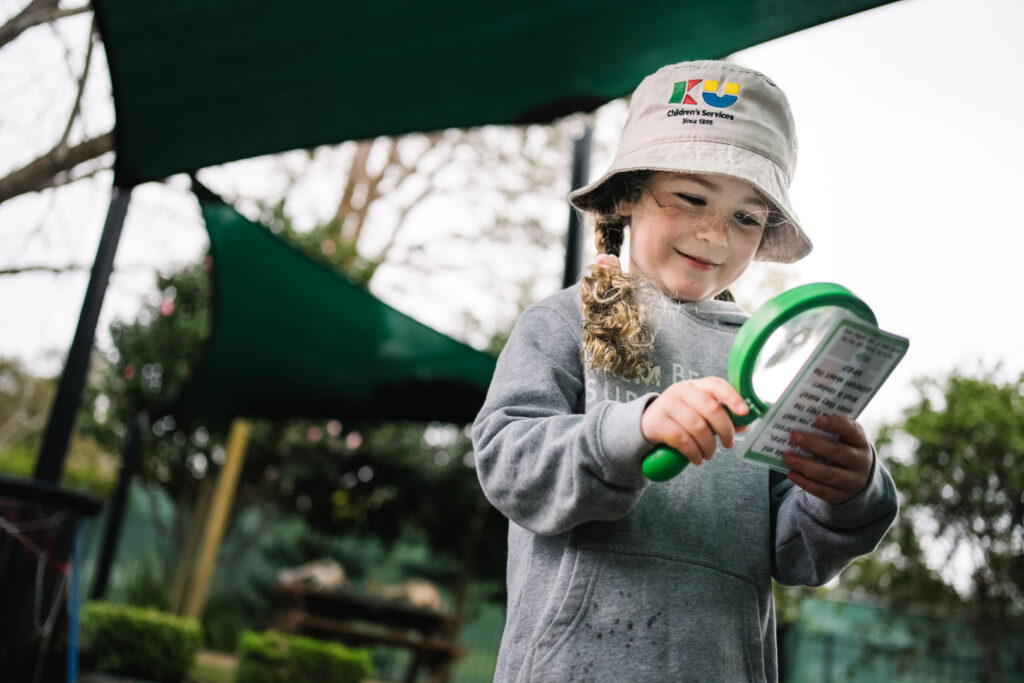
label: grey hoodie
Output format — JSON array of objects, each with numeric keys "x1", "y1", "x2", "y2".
[{"x1": 472, "y1": 285, "x2": 897, "y2": 682}]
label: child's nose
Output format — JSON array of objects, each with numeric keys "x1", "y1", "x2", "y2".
[{"x1": 693, "y1": 213, "x2": 730, "y2": 246}]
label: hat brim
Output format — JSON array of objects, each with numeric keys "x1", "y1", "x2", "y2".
[{"x1": 568, "y1": 139, "x2": 812, "y2": 264}]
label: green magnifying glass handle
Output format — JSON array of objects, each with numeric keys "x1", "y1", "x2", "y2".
[
  {"x1": 642, "y1": 446, "x2": 688, "y2": 481},
  {"x1": 642, "y1": 404, "x2": 759, "y2": 481}
]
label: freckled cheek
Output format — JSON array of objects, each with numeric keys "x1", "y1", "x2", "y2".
[
  {"x1": 733, "y1": 231, "x2": 763, "y2": 260},
  {"x1": 631, "y1": 225, "x2": 673, "y2": 261}
]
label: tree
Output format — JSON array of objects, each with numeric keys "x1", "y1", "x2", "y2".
[
  {"x1": 838, "y1": 368, "x2": 1024, "y2": 681},
  {"x1": 0, "y1": 1, "x2": 89, "y2": 50},
  {"x1": 1, "y1": 3, "x2": 589, "y2": 647},
  {"x1": 72, "y1": 198, "x2": 511, "y2": 645},
  {"x1": 0, "y1": 358, "x2": 118, "y2": 497},
  {"x1": 0, "y1": 4, "x2": 111, "y2": 206},
  {"x1": 0, "y1": 3, "x2": 581, "y2": 353}
]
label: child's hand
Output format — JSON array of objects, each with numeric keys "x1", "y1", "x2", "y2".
[
  {"x1": 783, "y1": 415, "x2": 873, "y2": 504},
  {"x1": 641, "y1": 378, "x2": 750, "y2": 467}
]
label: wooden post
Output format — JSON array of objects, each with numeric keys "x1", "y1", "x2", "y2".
[
  {"x1": 168, "y1": 475, "x2": 214, "y2": 615},
  {"x1": 183, "y1": 418, "x2": 251, "y2": 619}
]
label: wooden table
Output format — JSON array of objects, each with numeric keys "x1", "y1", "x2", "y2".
[{"x1": 273, "y1": 584, "x2": 461, "y2": 683}]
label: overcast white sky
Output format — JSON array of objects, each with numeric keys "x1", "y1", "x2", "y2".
[
  {"x1": 1, "y1": 0, "x2": 1022, "y2": 438},
  {"x1": 729, "y1": 0, "x2": 1024, "y2": 428}
]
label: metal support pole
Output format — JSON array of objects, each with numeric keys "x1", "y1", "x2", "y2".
[
  {"x1": 35, "y1": 185, "x2": 133, "y2": 483},
  {"x1": 67, "y1": 520, "x2": 84, "y2": 683},
  {"x1": 90, "y1": 413, "x2": 143, "y2": 600},
  {"x1": 562, "y1": 125, "x2": 593, "y2": 289}
]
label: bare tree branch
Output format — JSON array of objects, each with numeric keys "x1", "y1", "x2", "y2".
[
  {"x1": 0, "y1": 403, "x2": 47, "y2": 448},
  {"x1": 0, "y1": 130, "x2": 114, "y2": 205},
  {"x1": 56, "y1": 14, "x2": 97, "y2": 151},
  {"x1": 371, "y1": 139, "x2": 459, "y2": 266},
  {"x1": 0, "y1": 263, "x2": 88, "y2": 276},
  {"x1": 48, "y1": 160, "x2": 111, "y2": 188},
  {"x1": 0, "y1": 0, "x2": 90, "y2": 51},
  {"x1": 0, "y1": 261, "x2": 152, "y2": 277},
  {"x1": 335, "y1": 140, "x2": 372, "y2": 227},
  {"x1": 370, "y1": 182, "x2": 434, "y2": 267}
]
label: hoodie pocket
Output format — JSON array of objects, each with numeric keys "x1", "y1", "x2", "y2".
[{"x1": 530, "y1": 544, "x2": 767, "y2": 682}]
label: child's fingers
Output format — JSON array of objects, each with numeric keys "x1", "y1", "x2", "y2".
[
  {"x1": 813, "y1": 414, "x2": 869, "y2": 448},
  {"x1": 641, "y1": 378, "x2": 748, "y2": 466},
  {"x1": 641, "y1": 398, "x2": 708, "y2": 465},
  {"x1": 679, "y1": 378, "x2": 746, "y2": 448},
  {"x1": 789, "y1": 430, "x2": 852, "y2": 468},
  {"x1": 781, "y1": 450, "x2": 863, "y2": 495},
  {"x1": 785, "y1": 415, "x2": 874, "y2": 503},
  {"x1": 784, "y1": 465, "x2": 851, "y2": 505},
  {"x1": 789, "y1": 426, "x2": 864, "y2": 470},
  {"x1": 661, "y1": 422, "x2": 711, "y2": 466},
  {"x1": 660, "y1": 409, "x2": 717, "y2": 463},
  {"x1": 689, "y1": 377, "x2": 750, "y2": 417},
  {"x1": 641, "y1": 402, "x2": 716, "y2": 465}
]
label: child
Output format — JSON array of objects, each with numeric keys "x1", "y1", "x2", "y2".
[{"x1": 472, "y1": 61, "x2": 897, "y2": 682}]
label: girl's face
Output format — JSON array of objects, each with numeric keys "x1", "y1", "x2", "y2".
[{"x1": 621, "y1": 172, "x2": 767, "y2": 301}]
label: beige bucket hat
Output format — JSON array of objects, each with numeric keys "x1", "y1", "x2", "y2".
[{"x1": 569, "y1": 60, "x2": 812, "y2": 263}]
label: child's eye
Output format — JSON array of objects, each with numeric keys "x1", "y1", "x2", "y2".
[
  {"x1": 734, "y1": 212, "x2": 764, "y2": 228},
  {"x1": 675, "y1": 193, "x2": 705, "y2": 206}
]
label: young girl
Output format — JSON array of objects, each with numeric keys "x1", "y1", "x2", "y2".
[{"x1": 472, "y1": 61, "x2": 897, "y2": 682}]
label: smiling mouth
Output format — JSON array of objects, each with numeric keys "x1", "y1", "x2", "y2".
[{"x1": 675, "y1": 249, "x2": 718, "y2": 270}]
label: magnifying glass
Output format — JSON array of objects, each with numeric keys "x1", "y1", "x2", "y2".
[{"x1": 642, "y1": 282, "x2": 877, "y2": 482}]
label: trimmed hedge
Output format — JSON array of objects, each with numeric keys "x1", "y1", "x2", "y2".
[
  {"x1": 236, "y1": 630, "x2": 375, "y2": 683},
  {"x1": 79, "y1": 601, "x2": 202, "y2": 683}
]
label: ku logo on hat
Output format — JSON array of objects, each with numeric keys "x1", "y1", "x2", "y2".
[{"x1": 669, "y1": 79, "x2": 740, "y2": 108}]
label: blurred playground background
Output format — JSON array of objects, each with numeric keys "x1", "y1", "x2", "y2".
[{"x1": 1, "y1": 0, "x2": 1022, "y2": 681}]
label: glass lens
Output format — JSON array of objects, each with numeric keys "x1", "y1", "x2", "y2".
[{"x1": 751, "y1": 306, "x2": 845, "y2": 404}]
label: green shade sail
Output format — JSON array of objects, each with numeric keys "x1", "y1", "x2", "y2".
[
  {"x1": 169, "y1": 198, "x2": 496, "y2": 423},
  {"x1": 93, "y1": 0, "x2": 896, "y2": 422},
  {"x1": 92, "y1": 0, "x2": 896, "y2": 186}
]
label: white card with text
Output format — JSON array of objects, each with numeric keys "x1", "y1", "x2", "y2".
[{"x1": 738, "y1": 310, "x2": 909, "y2": 472}]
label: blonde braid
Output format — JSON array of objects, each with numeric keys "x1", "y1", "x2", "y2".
[
  {"x1": 595, "y1": 216, "x2": 625, "y2": 256},
  {"x1": 580, "y1": 214, "x2": 655, "y2": 380}
]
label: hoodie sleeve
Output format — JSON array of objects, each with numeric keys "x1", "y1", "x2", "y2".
[
  {"x1": 771, "y1": 450, "x2": 899, "y2": 586},
  {"x1": 472, "y1": 303, "x2": 656, "y2": 536}
]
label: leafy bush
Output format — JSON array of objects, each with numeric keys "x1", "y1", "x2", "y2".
[
  {"x1": 80, "y1": 601, "x2": 202, "y2": 683},
  {"x1": 236, "y1": 630, "x2": 375, "y2": 683},
  {"x1": 118, "y1": 557, "x2": 173, "y2": 610}
]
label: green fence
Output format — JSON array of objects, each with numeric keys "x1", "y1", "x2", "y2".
[{"x1": 783, "y1": 598, "x2": 1024, "y2": 683}]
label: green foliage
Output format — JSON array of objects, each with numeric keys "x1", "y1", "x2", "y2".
[
  {"x1": 78, "y1": 263, "x2": 216, "y2": 491},
  {"x1": 189, "y1": 653, "x2": 238, "y2": 683},
  {"x1": 119, "y1": 556, "x2": 174, "y2": 610},
  {"x1": 79, "y1": 219, "x2": 506, "y2": 555},
  {"x1": 0, "y1": 358, "x2": 118, "y2": 497},
  {"x1": 69, "y1": 202, "x2": 507, "y2": 656},
  {"x1": 242, "y1": 419, "x2": 507, "y2": 584},
  {"x1": 0, "y1": 358, "x2": 54, "y2": 451},
  {"x1": 235, "y1": 630, "x2": 374, "y2": 683},
  {"x1": 839, "y1": 368, "x2": 1024, "y2": 679},
  {"x1": 258, "y1": 200, "x2": 378, "y2": 287},
  {"x1": 887, "y1": 371, "x2": 1024, "y2": 557},
  {"x1": 0, "y1": 441, "x2": 35, "y2": 478},
  {"x1": 772, "y1": 583, "x2": 819, "y2": 626},
  {"x1": 80, "y1": 601, "x2": 202, "y2": 683}
]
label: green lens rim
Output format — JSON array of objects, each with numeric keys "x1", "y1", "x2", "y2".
[{"x1": 727, "y1": 282, "x2": 876, "y2": 420}]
